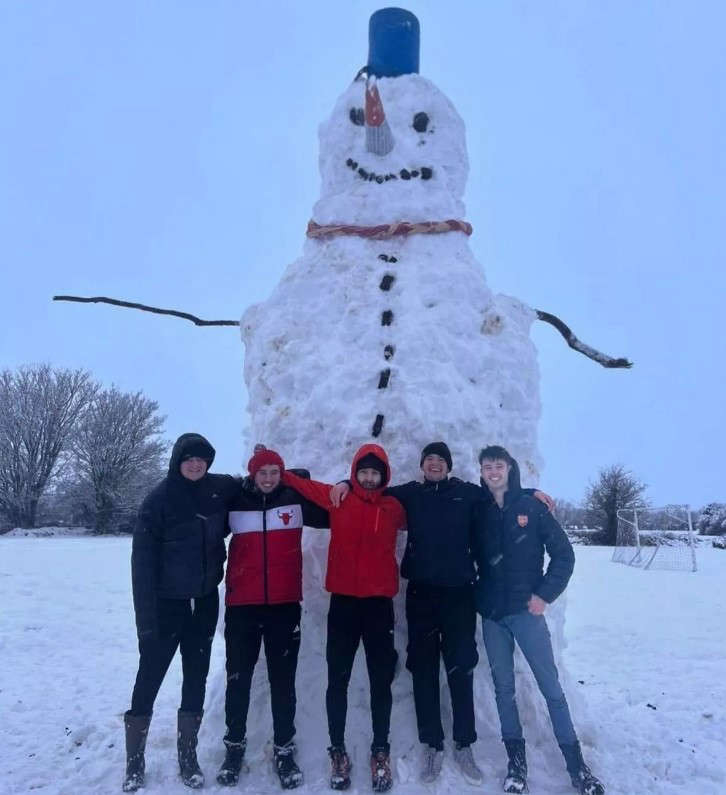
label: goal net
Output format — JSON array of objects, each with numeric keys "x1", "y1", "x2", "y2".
[{"x1": 612, "y1": 505, "x2": 697, "y2": 572}]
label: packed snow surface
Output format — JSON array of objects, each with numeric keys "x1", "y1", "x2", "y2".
[{"x1": 2, "y1": 537, "x2": 725, "y2": 794}]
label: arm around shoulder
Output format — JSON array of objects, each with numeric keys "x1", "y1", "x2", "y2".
[{"x1": 282, "y1": 469, "x2": 335, "y2": 510}]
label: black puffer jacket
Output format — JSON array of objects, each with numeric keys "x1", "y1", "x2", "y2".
[
  {"x1": 473, "y1": 459, "x2": 574, "y2": 620},
  {"x1": 131, "y1": 433, "x2": 238, "y2": 639},
  {"x1": 388, "y1": 477, "x2": 484, "y2": 587}
]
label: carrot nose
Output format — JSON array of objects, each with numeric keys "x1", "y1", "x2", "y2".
[{"x1": 365, "y1": 79, "x2": 394, "y2": 156}]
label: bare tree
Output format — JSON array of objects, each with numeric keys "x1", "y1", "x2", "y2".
[
  {"x1": 584, "y1": 464, "x2": 648, "y2": 545},
  {"x1": 69, "y1": 387, "x2": 166, "y2": 533},
  {"x1": 0, "y1": 365, "x2": 97, "y2": 528}
]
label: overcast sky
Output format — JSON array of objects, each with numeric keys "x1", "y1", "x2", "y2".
[{"x1": 2, "y1": 1, "x2": 724, "y2": 507}]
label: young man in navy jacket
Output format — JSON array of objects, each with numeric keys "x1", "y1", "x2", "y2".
[{"x1": 474, "y1": 445, "x2": 604, "y2": 795}]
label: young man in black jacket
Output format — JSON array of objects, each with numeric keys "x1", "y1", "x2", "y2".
[
  {"x1": 123, "y1": 433, "x2": 238, "y2": 792},
  {"x1": 386, "y1": 442, "x2": 484, "y2": 785},
  {"x1": 475, "y1": 445, "x2": 603, "y2": 795}
]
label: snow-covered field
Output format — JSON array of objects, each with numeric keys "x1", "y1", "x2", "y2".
[{"x1": 1, "y1": 537, "x2": 724, "y2": 794}]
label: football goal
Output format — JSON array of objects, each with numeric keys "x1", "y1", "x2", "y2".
[{"x1": 612, "y1": 505, "x2": 697, "y2": 572}]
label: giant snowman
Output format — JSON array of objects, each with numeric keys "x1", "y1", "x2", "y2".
[
  {"x1": 207, "y1": 9, "x2": 593, "y2": 791},
  {"x1": 242, "y1": 10, "x2": 541, "y2": 487}
]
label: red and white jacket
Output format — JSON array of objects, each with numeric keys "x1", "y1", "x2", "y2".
[
  {"x1": 282, "y1": 444, "x2": 406, "y2": 598},
  {"x1": 225, "y1": 484, "x2": 329, "y2": 606}
]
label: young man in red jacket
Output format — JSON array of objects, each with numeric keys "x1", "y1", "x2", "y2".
[
  {"x1": 217, "y1": 449, "x2": 329, "y2": 790},
  {"x1": 282, "y1": 444, "x2": 406, "y2": 793}
]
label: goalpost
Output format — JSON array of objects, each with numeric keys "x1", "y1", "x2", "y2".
[{"x1": 612, "y1": 505, "x2": 697, "y2": 572}]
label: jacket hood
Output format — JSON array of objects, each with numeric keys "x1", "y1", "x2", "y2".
[
  {"x1": 168, "y1": 433, "x2": 216, "y2": 477},
  {"x1": 480, "y1": 454, "x2": 522, "y2": 497},
  {"x1": 349, "y1": 443, "x2": 391, "y2": 501}
]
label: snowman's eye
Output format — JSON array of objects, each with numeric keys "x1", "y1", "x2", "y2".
[
  {"x1": 413, "y1": 112, "x2": 429, "y2": 133},
  {"x1": 349, "y1": 107, "x2": 365, "y2": 126}
]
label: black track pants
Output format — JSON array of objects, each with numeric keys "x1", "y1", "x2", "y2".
[
  {"x1": 129, "y1": 588, "x2": 219, "y2": 716},
  {"x1": 223, "y1": 602, "x2": 301, "y2": 747},
  {"x1": 326, "y1": 593, "x2": 398, "y2": 751},
  {"x1": 405, "y1": 582, "x2": 478, "y2": 748}
]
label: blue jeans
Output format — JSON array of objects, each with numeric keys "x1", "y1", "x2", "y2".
[{"x1": 482, "y1": 611, "x2": 577, "y2": 745}]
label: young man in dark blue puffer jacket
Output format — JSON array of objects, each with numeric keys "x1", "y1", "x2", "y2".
[{"x1": 474, "y1": 445, "x2": 604, "y2": 795}]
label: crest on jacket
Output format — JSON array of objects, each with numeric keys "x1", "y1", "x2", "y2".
[{"x1": 517, "y1": 514, "x2": 529, "y2": 528}]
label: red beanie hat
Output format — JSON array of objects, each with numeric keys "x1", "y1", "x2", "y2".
[{"x1": 247, "y1": 448, "x2": 285, "y2": 477}]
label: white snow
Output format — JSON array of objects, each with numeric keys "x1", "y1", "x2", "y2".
[{"x1": 2, "y1": 537, "x2": 724, "y2": 794}]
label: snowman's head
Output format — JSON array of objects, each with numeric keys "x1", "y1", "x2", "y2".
[{"x1": 312, "y1": 73, "x2": 469, "y2": 226}]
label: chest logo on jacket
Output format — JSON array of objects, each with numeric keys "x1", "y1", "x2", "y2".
[
  {"x1": 517, "y1": 515, "x2": 529, "y2": 528},
  {"x1": 277, "y1": 509, "x2": 294, "y2": 526}
]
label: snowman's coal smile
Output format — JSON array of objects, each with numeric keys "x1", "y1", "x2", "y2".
[{"x1": 345, "y1": 158, "x2": 432, "y2": 183}]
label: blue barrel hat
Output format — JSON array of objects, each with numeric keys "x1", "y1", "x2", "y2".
[{"x1": 368, "y1": 8, "x2": 420, "y2": 77}]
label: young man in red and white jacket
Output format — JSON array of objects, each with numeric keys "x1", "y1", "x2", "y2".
[
  {"x1": 282, "y1": 443, "x2": 406, "y2": 793},
  {"x1": 218, "y1": 449, "x2": 328, "y2": 791}
]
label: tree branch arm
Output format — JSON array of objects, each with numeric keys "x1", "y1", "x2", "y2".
[
  {"x1": 536, "y1": 309, "x2": 632, "y2": 369},
  {"x1": 52, "y1": 295, "x2": 240, "y2": 327}
]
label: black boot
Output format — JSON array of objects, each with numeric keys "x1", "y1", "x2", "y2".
[
  {"x1": 122, "y1": 712, "x2": 151, "y2": 792},
  {"x1": 216, "y1": 738, "x2": 246, "y2": 786},
  {"x1": 177, "y1": 710, "x2": 204, "y2": 789},
  {"x1": 560, "y1": 741, "x2": 604, "y2": 795},
  {"x1": 273, "y1": 741, "x2": 303, "y2": 789},
  {"x1": 503, "y1": 739, "x2": 528, "y2": 793}
]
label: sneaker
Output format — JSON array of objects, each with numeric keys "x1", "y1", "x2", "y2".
[
  {"x1": 453, "y1": 743, "x2": 483, "y2": 785},
  {"x1": 328, "y1": 745, "x2": 352, "y2": 790},
  {"x1": 273, "y1": 742, "x2": 303, "y2": 790},
  {"x1": 371, "y1": 747, "x2": 393, "y2": 792},
  {"x1": 420, "y1": 745, "x2": 444, "y2": 784},
  {"x1": 216, "y1": 739, "x2": 247, "y2": 786}
]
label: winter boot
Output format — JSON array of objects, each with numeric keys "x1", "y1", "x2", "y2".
[
  {"x1": 328, "y1": 745, "x2": 352, "y2": 790},
  {"x1": 273, "y1": 741, "x2": 303, "y2": 790},
  {"x1": 370, "y1": 747, "x2": 393, "y2": 792},
  {"x1": 122, "y1": 711, "x2": 151, "y2": 792},
  {"x1": 560, "y1": 742, "x2": 604, "y2": 795},
  {"x1": 177, "y1": 710, "x2": 204, "y2": 789},
  {"x1": 453, "y1": 743, "x2": 484, "y2": 785},
  {"x1": 419, "y1": 745, "x2": 444, "y2": 784},
  {"x1": 216, "y1": 738, "x2": 247, "y2": 786},
  {"x1": 503, "y1": 739, "x2": 528, "y2": 793}
]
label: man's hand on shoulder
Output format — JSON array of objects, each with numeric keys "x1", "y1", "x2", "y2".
[
  {"x1": 534, "y1": 490, "x2": 555, "y2": 513},
  {"x1": 330, "y1": 481, "x2": 350, "y2": 508}
]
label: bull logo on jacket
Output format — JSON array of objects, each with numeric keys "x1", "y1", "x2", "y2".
[
  {"x1": 517, "y1": 514, "x2": 529, "y2": 528},
  {"x1": 277, "y1": 509, "x2": 293, "y2": 526}
]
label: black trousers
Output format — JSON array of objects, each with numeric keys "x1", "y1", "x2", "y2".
[
  {"x1": 326, "y1": 593, "x2": 398, "y2": 751},
  {"x1": 405, "y1": 582, "x2": 478, "y2": 748},
  {"x1": 224, "y1": 602, "x2": 301, "y2": 747},
  {"x1": 129, "y1": 589, "x2": 219, "y2": 716}
]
